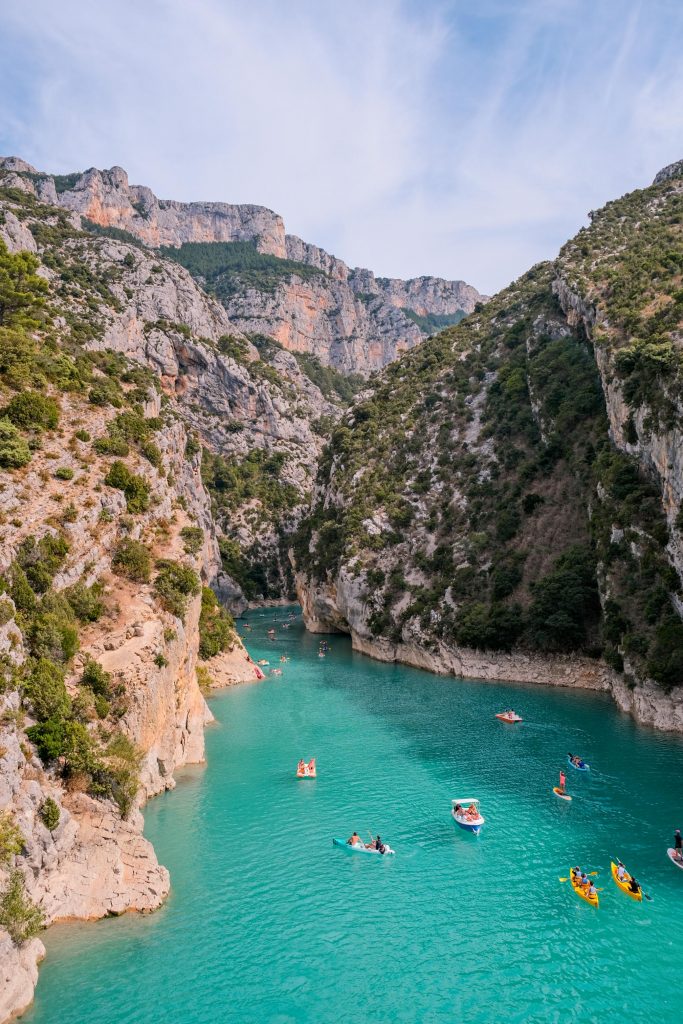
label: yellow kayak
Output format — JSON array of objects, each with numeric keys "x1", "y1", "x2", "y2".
[
  {"x1": 570, "y1": 869, "x2": 599, "y2": 907},
  {"x1": 610, "y1": 861, "x2": 642, "y2": 902}
]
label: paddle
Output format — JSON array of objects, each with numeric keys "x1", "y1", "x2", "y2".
[{"x1": 611, "y1": 858, "x2": 654, "y2": 901}]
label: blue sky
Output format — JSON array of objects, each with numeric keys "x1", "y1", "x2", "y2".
[{"x1": 0, "y1": 0, "x2": 682, "y2": 293}]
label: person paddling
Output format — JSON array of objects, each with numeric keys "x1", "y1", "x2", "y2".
[
  {"x1": 558, "y1": 770, "x2": 567, "y2": 795},
  {"x1": 628, "y1": 877, "x2": 641, "y2": 895},
  {"x1": 616, "y1": 861, "x2": 627, "y2": 882},
  {"x1": 674, "y1": 829, "x2": 683, "y2": 863},
  {"x1": 347, "y1": 831, "x2": 361, "y2": 847}
]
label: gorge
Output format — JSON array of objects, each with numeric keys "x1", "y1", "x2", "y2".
[{"x1": 0, "y1": 155, "x2": 682, "y2": 1021}]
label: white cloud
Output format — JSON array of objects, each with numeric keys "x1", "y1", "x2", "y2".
[{"x1": 0, "y1": 0, "x2": 681, "y2": 293}]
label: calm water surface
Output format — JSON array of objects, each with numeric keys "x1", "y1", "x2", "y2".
[{"x1": 25, "y1": 609, "x2": 683, "y2": 1023}]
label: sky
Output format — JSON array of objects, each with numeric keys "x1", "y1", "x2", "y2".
[{"x1": 0, "y1": 0, "x2": 682, "y2": 294}]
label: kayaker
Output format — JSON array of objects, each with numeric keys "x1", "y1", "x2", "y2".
[
  {"x1": 674, "y1": 829, "x2": 683, "y2": 862},
  {"x1": 587, "y1": 881, "x2": 598, "y2": 899},
  {"x1": 347, "y1": 832, "x2": 361, "y2": 847},
  {"x1": 571, "y1": 866, "x2": 582, "y2": 880},
  {"x1": 558, "y1": 770, "x2": 567, "y2": 794},
  {"x1": 580, "y1": 872, "x2": 590, "y2": 890},
  {"x1": 628, "y1": 877, "x2": 640, "y2": 895},
  {"x1": 616, "y1": 861, "x2": 627, "y2": 881}
]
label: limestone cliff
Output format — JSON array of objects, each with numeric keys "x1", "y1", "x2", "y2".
[
  {"x1": 294, "y1": 163, "x2": 683, "y2": 732},
  {"x1": 0, "y1": 197, "x2": 261, "y2": 1020},
  {"x1": 0, "y1": 158, "x2": 485, "y2": 376}
]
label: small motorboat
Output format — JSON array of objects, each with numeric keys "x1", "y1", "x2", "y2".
[
  {"x1": 570, "y1": 869, "x2": 599, "y2": 908},
  {"x1": 567, "y1": 755, "x2": 590, "y2": 772},
  {"x1": 495, "y1": 711, "x2": 523, "y2": 723},
  {"x1": 666, "y1": 848, "x2": 683, "y2": 870},
  {"x1": 333, "y1": 838, "x2": 394, "y2": 856},
  {"x1": 610, "y1": 860, "x2": 642, "y2": 901},
  {"x1": 257, "y1": 659, "x2": 269, "y2": 666},
  {"x1": 451, "y1": 799, "x2": 485, "y2": 834},
  {"x1": 553, "y1": 787, "x2": 572, "y2": 801},
  {"x1": 296, "y1": 758, "x2": 316, "y2": 779}
]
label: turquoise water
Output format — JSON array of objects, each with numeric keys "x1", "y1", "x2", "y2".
[{"x1": 24, "y1": 608, "x2": 683, "y2": 1023}]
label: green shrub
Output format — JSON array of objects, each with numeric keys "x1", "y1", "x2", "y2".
[
  {"x1": 54, "y1": 466, "x2": 74, "y2": 480},
  {"x1": 26, "y1": 593, "x2": 79, "y2": 663},
  {"x1": 64, "y1": 581, "x2": 105, "y2": 622},
  {"x1": 0, "y1": 597, "x2": 14, "y2": 626},
  {"x1": 0, "y1": 869, "x2": 44, "y2": 945},
  {"x1": 23, "y1": 658, "x2": 71, "y2": 721},
  {"x1": 154, "y1": 560, "x2": 201, "y2": 620},
  {"x1": 17, "y1": 533, "x2": 69, "y2": 593},
  {"x1": 0, "y1": 812, "x2": 24, "y2": 864},
  {"x1": 89, "y1": 378, "x2": 124, "y2": 408},
  {"x1": 93, "y1": 732, "x2": 142, "y2": 817},
  {"x1": 180, "y1": 526, "x2": 204, "y2": 555},
  {"x1": 4, "y1": 391, "x2": 59, "y2": 430},
  {"x1": 0, "y1": 239, "x2": 48, "y2": 331},
  {"x1": 93, "y1": 436, "x2": 130, "y2": 457},
  {"x1": 73, "y1": 429, "x2": 90, "y2": 442},
  {"x1": 198, "y1": 586, "x2": 235, "y2": 659},
  {"x1": 0, "y1": 418, "x2": 31, "y2": 468},
  {"x1": 104, "y1": 461, "x2": 150, "y2": 513},
  {"x1": 81, "y1": 659, "x2": 111, "y2": 697},
  {"x1": 140, "y1": 440, "x2": 162, "y2": 468},
  {"x1": 26, "y1": 716, "x2": 93, "y2": 768},
  {"x1": 111, "y1": 538, "x2": 151, "y2": 582},
  {"x1": 153, "y1": 653, "x2": 168, "y2": 668},
  {"x1": 39, "y1": 797, "x2": 60, "y2": 832}
]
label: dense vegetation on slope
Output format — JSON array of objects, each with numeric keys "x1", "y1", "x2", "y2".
[
  {"x1": 401, "y1": 308, "x2": 466, "y2": 335},
  {"x1": 296, "y1": 171, "x2": 683, "y2": 689},
  {"x1": 0, "y1": 184, "x2": 236, "y2": 823},
  {"x1": 160, "y1": 240, "x2": 326, "y2": 298}
]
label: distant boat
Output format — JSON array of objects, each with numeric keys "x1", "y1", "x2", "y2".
[{"x1": 451, "y1": 799, "x2": 485, "y2": 835}]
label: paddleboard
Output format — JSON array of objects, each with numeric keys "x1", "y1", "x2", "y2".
[
  {"x1": 553, "y1": 787, "x2": 572, "y2": 801},
  {"x1": 667, "y1": 848, "x2": 683, "y2": 870}
]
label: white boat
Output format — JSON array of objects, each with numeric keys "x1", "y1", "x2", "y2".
[{"x1": 451, "y1": 798, "x2": 485, "y2": 835}]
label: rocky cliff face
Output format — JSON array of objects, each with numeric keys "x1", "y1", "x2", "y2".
[
  {"x1": 0, "y1": 191, "x2": 264, "y2": 1020},
  {"x1": 294, "y1": 163, "x2": 683, "y2": 732},
  {"x1": 0, "y1": 158, "x2": 485, "y2": 376}
]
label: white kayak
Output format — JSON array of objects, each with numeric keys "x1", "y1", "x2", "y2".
[{"x1": 333, "y1": 839, "x2": 395, "y2": 855}]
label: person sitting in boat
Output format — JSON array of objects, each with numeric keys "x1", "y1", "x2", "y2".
[
  {"x1": 571, "y1": 866, "x2": 582, "y2": 881},
  {"x1": 587, "y1": 881, "x2": 598, "y2": 899},
  {"x1": 628, "y1": 877, "x2": 640, "y2": 895},
  {"x1": 307, "y1": 758, "x2": 315, "y2": 774},
  {"x1": 567, "y1": 753, "x2": 584, "y2": 768},
  {"x1": 580, "y1": 872, "x2": 590, "y2": 890},
  {"x1": 453, "y1": 803, "x2": 463, "y2": 817},
  {"x1": 297, "y1": 759, "x2": 306, "y2": 774},
  {"x1": 466, "y1": 803, "x2": 479, "y2": 820},
  {"x1": 616, "y1": 861, "x2": 627, "y2": 881},
  {"x1": 347, "y1": 832, "x2": 362, "y2": 847}
]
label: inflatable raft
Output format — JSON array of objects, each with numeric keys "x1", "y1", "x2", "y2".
[
  {"x1": 610, "y1": 861, "x2": 642, "y2": 901},
  {"x1": 333, "y1": 839, "x2": 394, "y2": 855},
  {"x1": 567, "y1": 756, "x2": 590, "y2": 772}
]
